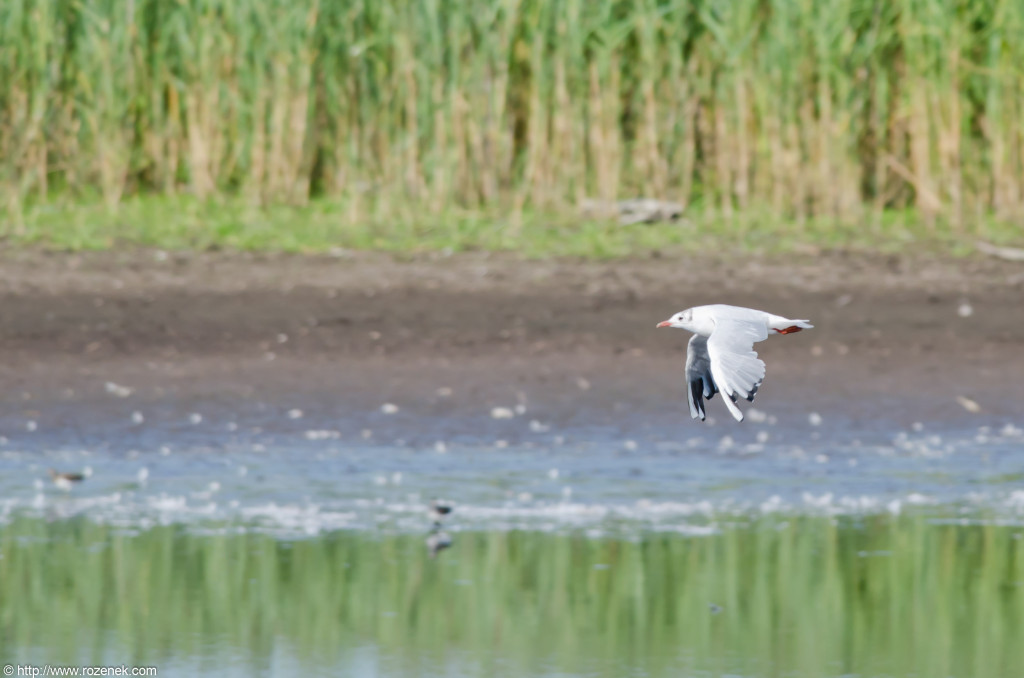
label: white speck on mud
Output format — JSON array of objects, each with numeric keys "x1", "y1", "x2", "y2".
[
  {"x1": 104, "y1": 382, "x2": 134, "y2": 398},
  {"x1": 956, "y1": 395, "x2": 981, "y2": 413}
]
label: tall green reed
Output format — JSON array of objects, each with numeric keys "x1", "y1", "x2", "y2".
[{"x1": 0, "y1": 0, "x2": 1022, "y2": 234}]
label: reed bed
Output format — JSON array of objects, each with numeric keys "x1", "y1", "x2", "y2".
[{"x1": 1, "y1": 0, "x2": 1022, "y2": 239}]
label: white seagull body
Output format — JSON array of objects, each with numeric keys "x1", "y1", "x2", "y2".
[{"x1": 657, "y1": 304, "x2": 813, "y2": 422}]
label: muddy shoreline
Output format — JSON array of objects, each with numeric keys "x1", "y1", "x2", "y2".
[{"x1": 0, "y1": 250, "x2": 1021, "y2": 433}]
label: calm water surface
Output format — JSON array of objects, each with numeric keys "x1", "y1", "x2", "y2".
[{"x1": 0, "y1": 397, "x2": 1022, "y2": 676}]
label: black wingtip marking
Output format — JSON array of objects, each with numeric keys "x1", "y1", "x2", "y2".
[{"x1": 690, "y1": 380, "x2": 709, "y2": 422}]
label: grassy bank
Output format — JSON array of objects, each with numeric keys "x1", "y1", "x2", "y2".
[
  {"x1": 1, "y1": 0, "x2": 1023, "y2": 250},
  {"x1": 5, "y1": 196, "x2": 1021, "y2": 257},
  {"x1": 3, "y1": 515, "x2": 1023, "y2": 676}
]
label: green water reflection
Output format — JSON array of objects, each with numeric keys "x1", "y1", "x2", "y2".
[{"x1": 1, "y1": 515, "x2": 1022, "y2": 677}]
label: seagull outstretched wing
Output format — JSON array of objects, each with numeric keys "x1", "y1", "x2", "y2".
[{"x1": 703, "y1": 318, "x2": 768, "y2": 422}]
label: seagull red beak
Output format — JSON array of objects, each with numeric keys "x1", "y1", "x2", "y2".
[{"x1": 656, "y1": 320, "x2": 672, "y2": 328}]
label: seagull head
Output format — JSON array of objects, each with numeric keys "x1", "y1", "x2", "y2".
[{"x1": 657, "y1": 309, "x2": 694, "y2": 330}]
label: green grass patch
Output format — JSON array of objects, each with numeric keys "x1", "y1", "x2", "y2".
[{"x1": 3, "y1": 196, "x2": 1019, "y2": 259}]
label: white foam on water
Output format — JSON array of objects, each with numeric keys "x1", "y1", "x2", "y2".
[{"x1": 0, "y1": 416, "x2": 1021, "y2": 538}]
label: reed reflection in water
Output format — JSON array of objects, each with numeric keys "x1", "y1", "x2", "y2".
[{"x1": 1, "y1": 514, "x2": 1021, "y2": 677}]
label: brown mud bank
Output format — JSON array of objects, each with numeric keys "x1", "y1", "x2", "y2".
[{"x1": 0, "y1": 250, "x2": 1021, "y2": 432}]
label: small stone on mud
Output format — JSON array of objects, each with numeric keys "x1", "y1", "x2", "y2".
[
  {"x1": 956, "y1": 395, "x2": 981, "y2": 413},
  {"x1": 808, "y1": 412, "x2": 823, "y2": 426},
  {"x1": 746, "y1": 408, "x2": 769, "y2": 424},
  {"x1": 381, "y1": 403, "x2": 399, "y2": 415},
  {"x1": 490, "y1": 407, "x2": 515, "y2": 419},
  {"x1": 104, "y1": 382, "x2": 134, "y2": 398},
  {"x1": 188, "y1": 413, "x2": 203, "y2": 425},
  {"x1": 287, "y1": 408, "x2": 303, "y2": 419},
  {"x1": 305, "y1": 430, "x2": 340, "y2": 440},
  {"x1": 131, "y1": 411, "x2": 144, "y2": 424}
]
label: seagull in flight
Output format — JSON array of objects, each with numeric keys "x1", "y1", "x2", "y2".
[{"x1": 657, "y1": 304, "x2": 813, "y2": 422}]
